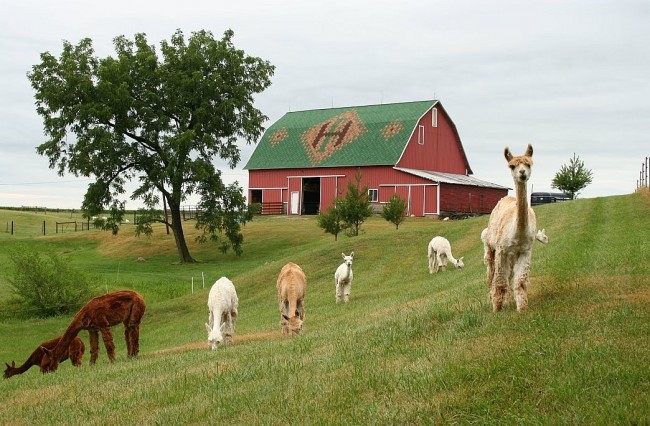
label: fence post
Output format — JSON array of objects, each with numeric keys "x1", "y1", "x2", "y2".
[
  {"x1": 43, "y1": 221, "x2": 46, "y2": 235},
  {"x1": 11, "y1": 221, "x2": 14, "y2": 235}
]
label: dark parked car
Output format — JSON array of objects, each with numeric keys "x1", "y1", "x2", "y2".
[{"x1": 530, "y1": 192, "x2": 571, "y2": 206}]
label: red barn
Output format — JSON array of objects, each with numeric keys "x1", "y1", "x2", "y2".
[{"x1": 244, "y1": 100, "x2": 507, "y2": 217}]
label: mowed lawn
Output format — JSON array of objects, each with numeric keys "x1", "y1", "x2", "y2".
[{"x1": 0, "y1": 192, "x2": 649, "y2": 424}]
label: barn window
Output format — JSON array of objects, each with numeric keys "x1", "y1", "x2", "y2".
[
  {"x1": 368, "y1": 189, "x2": 378, "y2": 202},
  {"x1": 418, "y1": 125, "x2": 425, "y2": 145},
  {"x1": 250, "y1": 189, "x2": 262, "y2": 204},
  {"x1": 432, "y1": 107, "x2": 438, "y2": 127}
]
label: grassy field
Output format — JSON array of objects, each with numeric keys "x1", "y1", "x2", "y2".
[{"x1": 0, "y1": 193, "x2": 649, "y2": 424}]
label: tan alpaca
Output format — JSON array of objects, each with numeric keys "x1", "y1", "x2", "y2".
[
  {"x1": 277, "y1": 262, "x2": 306, "y2": 336},
  {"x1": 484, "y1": 144, "x2": 537, "y2": 312}
]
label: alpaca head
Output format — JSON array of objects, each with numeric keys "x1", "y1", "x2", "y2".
[
  {"x1": 39, "y1": 347, "x2": 59, "y2": 373},
  {"x1": 4, "y1": 361, "x2": 16, "y2": 379},
  {"x1": 536, "y1": 228, "x2": 549, "y2": 244},
  {"x1": 341, "y1": 251, "x2": 354, "y2": 267},
  {"x1": 455, "y1": 257, "x2": 465, "y2": 269},
  {"x1": 504, "y1": 144, "x2": 533, "y2": 184},
  {"x1": 205, "y1": 322, "x2": 224, "y2": 351},
  {"x1": 281, "y1": 314, "x2": 303, "y2": 336}
]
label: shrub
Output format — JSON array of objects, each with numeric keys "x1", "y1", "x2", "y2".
[
  {"x1": 382, "y1": 194, "x2": 407, "y2": 229},
  {"x1": 317, "y1": 200, "x2": 345, "y2": 240},
  {"x1": 8, "y1": 246, "x2": 94, "y2": 318}
]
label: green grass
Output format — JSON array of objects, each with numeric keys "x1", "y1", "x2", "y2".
[{"x1": 1, "y1": 193, "x2": 649, "y2": 424}]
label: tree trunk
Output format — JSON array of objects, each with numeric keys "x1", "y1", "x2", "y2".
[{"x1": 168, "y1": 200, "x2": 195, "y2": 263}]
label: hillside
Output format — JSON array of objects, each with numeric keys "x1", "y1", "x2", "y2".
[{"x1": 0, "y1": 193, "x2": 649, "y2": 424}]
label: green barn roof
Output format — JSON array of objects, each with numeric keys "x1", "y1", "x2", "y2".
[{"x1": 244, "y1": 100, "x2": 438, "y2": 170}]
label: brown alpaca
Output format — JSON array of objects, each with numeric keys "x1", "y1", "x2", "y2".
[
  {"x1": 40, "y1": 290, "x2": 146, "y2": 372},
  {"x1": 277, "y1": 262, "x2": 306, "y2": 336},
  {"x1": 484, "y1": 144, "x2": 537, "y2": 312},
  {"x1": 3, "y1": 336, "x2": 85, "y2": 378}
]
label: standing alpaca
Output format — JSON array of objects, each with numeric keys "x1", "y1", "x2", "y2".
[
  {"x1": 4, "y1": 336, "x2": 85, "y2": 378},
  {"x1": 205, "y1": 277, "x2": 239, "y2": 351},
  {"x1": 428, "y1": 236, "x2": 464, "y2": 273},
  {"x1": 334, "y1": 252, "x2": 354, "y2": 303},
  {"x1": 484, "y1": 144, "x2": 537, "y2": 312},
  {"x1": 277, "y1": 262, "x2": 306, "y2": 336},
  {"x1": 481, "y1": 227, "x2": 548, "y2": 264},
  {"x1": 40, "y1": 290, "x2": 146, "y2": 372}
]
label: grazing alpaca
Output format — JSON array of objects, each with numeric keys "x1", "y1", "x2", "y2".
[
  {"x1": 428, "y1": 236, "x2": 464, "y2": 273},
  {"x1": 205, "y1": 277, "x2": 239, "y2": 351},
  {"x1": 536, "y1": 228, "x2": 549, "y2": 244},
  {"x1": 4, "y1": 336, "x2": 85, "y2": 378},
  {"x1": 277, "y1": 262, "x2": 306, "y2": 336},
  {"x1": 484, "y1": 144, "x2": 537, "y2": 312},
  {"x1": 40, "y1": 290, "x2": 146, "y2": 372},
  {"x1": 334, "y1": 252, "x2": 354, "y2": 303}
]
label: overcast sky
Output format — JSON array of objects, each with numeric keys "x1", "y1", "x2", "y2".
[{"x1": 1, "y1": 0, "x2": 648, "y2": 209}]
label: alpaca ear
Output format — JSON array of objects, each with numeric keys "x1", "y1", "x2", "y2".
[
  {"x1": 350, "y1": 251, "x2": 354, "y2": 258},
  {"x1": 541, "y1": 228, "x2": 545, "y2": 233},
  {"x1": 205, "y1": 323, "x2": 212, "y2": 333},
  {"x1": 40, "y1": 346, "x2": 52, "y2": 356},
  {"x1": 525, "y1": 144, "x2": 533, "y2": 157},
  {"x1": 282, "y1": 314, "x2": 290, "y2": 321},
  {"x1": 504, "y1": 147, "x2": 513, "y2": 161},
  {"x1": 341, "y1": 253, "x2": 346, "y2": 259}
]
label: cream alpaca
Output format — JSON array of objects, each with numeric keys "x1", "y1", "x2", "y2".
[
  {"x1": 484, "y1": 144, "x2": 537, "y2": 311},
  {"x1": 427, "y1": 236, "x2": 464, "y2": 273}
]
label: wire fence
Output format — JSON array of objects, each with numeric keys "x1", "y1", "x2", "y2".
[{"x1": 637, "y1": 156, "x2": 649, "y2": 191}]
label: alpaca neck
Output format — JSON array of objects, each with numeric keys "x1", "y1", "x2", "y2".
[
  {"x1": 8, "y1": 361, "x2": 33, "y2": 376},
  {"x1": 342, "y1": 264, "x2": 352, "y2": 279},
  {"x1": 515, "y1": 181, "x2": 530, "y2": 232},
  {"x1": 54, "y1": 324, "x2": 82, "y2": 358},
  {"x1": 447, "y1": 253, "x2": 458, "y2": 265}
]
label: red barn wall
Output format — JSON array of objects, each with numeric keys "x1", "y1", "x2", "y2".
[
  {"x1": 439, "y1": 184, "x2": 507, "y2": 215},
  {"x1": 397, "y1": 107, "x2": 468, "y2": 174}
]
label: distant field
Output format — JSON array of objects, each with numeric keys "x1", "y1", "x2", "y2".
[{"x1": 0, "y1": 193, "x2": 649, "y2": 424}]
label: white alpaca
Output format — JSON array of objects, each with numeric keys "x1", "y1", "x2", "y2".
[
  {"x1": 484, "y1": 144, "x2": 537, "y2": 312},
  {"x1": 535, "y1": 228, "x2": 548, "y2": 244},
  {"x1": 334, "y1": 252, "x2": 354, "y2": 303},
  {"x1": 205, "y1": 277, "x2": 239, "y2": 351},
  {"x1": 277, "y1": 262, "x2": 307, "y2": 336},
  {"x1": 428, "y1": 236, "x2": 464, "y2": 273}
]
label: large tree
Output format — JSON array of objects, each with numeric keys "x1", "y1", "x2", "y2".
[
  {"x1": 551, "y1": 153, "x2": 593, "y2": 200},
  {"x1": 28, "y1": 29, "x2": 274, "y2": 263}
]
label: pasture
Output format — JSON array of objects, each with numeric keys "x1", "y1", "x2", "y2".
[{"x1": 0, "y1": 193, "x2": 649, "y2": 424}]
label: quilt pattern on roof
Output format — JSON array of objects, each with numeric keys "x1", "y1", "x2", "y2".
[{"x1": 245, "y1": 100, "x2": 437, "y2": 169}]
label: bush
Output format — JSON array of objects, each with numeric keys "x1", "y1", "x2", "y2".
[
  {"x1": 8, "y1": 246, "x2": 94, "y2": 318},
  {"x1": 382, "y1": 194, "x2": 407, "y2": 229}
]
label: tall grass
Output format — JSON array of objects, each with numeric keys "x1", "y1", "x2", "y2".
[{"x1": 0, "y1": 194, "x2": 649, "y2": 424}]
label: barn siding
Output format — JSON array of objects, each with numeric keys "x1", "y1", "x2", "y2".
[
  {"x1": 396, "y1": 107, "x2": 468, "y2": 174},
  {"x1": 439, "y1": 184, "x2": 507, "y2": 215}
]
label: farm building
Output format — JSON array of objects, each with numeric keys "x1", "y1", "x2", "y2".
[{"x1": 244, "y1": 100, "x2": 508, "y2": 217}]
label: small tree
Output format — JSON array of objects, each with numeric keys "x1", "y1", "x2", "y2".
[
  {"x1": 338, "y1": 171, "x2": 373, "y2": 236},
  {"x1": 551, "y1": 153, "x2": 593, "y2": 199},
  {"x1": 317, "y1": 199, "x2": 344, "y2": 240},
  {"x1": 382, "y1": 194, "x2": 407, "y2": 229},
  {"x1": 8, "y1": 246, "x2": 93, "y2": 318}
]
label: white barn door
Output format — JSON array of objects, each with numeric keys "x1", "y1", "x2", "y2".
[{"x1": 290, "y1": 191, "x2": 299, "y2": 214}]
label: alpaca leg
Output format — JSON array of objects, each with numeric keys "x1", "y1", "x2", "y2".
[
  {"x1": 70, "y1": 339, "x2": 85, "y2": 366},
  {"x1": 512, "y1": 255, "x2": 531, "y2": 311},
  {"x1": 89, "y1": 329, "x2": 100, "y2": 364},
  {"x1": 439, "y1": 255, "x2": 447, "y2": 272},
  {"x1": 428, "y1": 253, "x2": 434, "y2": 274},
  {"x1": 485, "y1": 248, "x2": 495, "y2": 288},
  {"x1": 100, "y1": 328, "x2": 116, "y2": 361},
  {"x1": 343, "y1": 282, "x2": 351, "y2": 303},
  {"x1": 297, "y1": 299, "x2": 305, "y2": 320},
  {"x1": 335, "y1": 281, "x2": 343, "y2": 303},
  {"x1": 490, "y1": 252, "x2": 510, "y2": 312},
  {"x1": 126, "y1": 299, "x2": 145, "y2": 357}
]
